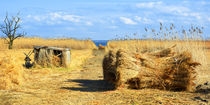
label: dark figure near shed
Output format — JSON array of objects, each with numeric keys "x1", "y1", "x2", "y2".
[{"x1": 24, "y1": 51, "x2": 34, "y2": 68}]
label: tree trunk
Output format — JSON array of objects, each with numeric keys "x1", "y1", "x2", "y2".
[{"x1": 8, "y1": 40, "x2": 13, "y2": 49}]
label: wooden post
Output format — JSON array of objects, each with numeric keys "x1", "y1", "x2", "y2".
[
  {"x1": 62, "y1": 49, "x2": 71, "y2": 68},
  {"x1": 33, "y1": 49, "x2": 38, "y2": 65}
]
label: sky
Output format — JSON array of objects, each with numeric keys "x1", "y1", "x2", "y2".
[{"x1": 0, "y1": 0, "x2": 210, "y2": 40}]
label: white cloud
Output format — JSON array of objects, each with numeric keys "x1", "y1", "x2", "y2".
[
  {"x1": 208, "y1": 18, "x2": 210, "y2": 22},
  {"x1": 180, "y1": 12, "x2": 202, "y2": 20},
  {"x1": 200, "y1": 1, "x2": 210, "y2": 5},
  {"x1": 62, "y1": 15, "x2": 81, "y2": 22},
  {"x1": 135, "y1": 16, "x2": 152, "y2": 24},
  {"x1": 26, "y1": 15, "x2": 32, "y2": 18},
  {"x1": 189, "y1": 13, "x2": 201, "y2": 20},
  {"x1": 135, "y1": 16, "x2": 153, "y2": 24},
  {"x1": 111, "y1": 20, "x2": 115, "y2": 24},
  {"x1": 26, "y1": 14, "x2": 47, "y2": 22},
  {"x1": 88, "y1": 32, "x2": 96, "y2": 34},
  {"x1": 136, "y1": 1, "x2": 190, "y2": 14},
  {"x1": 46, "y1": 20, "x2": 62, "y2": 25},
  {"x1": 33, "y1": 16, "x2": 41, "y2": 21},
  {"x1": 120, "y1": 17, "x2": 137, "y2": 25},
  {"x1": 182, "y1": 13, "x2": 189, "y2": 16},
  {"x1": 109, "y1": 26, "x2": 118, "y2": 29},
  {"x1": 157, "y1": 19, "x2": 175, "y2": 23},
  {"x1": 33, "y1": 16, "x2": 46, "y2": 22},
  {"x1": 162, "y1": 6, "x2": 190, "y2": 13},
  {"x1": 86, "y1": 21, "x2": 93, "y2": 26},
  {"x1": 26, "y1": 12, "x2": 86, "y2": 25},
  {"x1": 135, "y1": 1, "x2": 206, "y2": 22},
  {"x1": 49, "y1": 12, "x2": 62, "y2": 20},
  {"x1": 142, "y1": 17, "x2": 152, "y2": 24},
  {"x1": 65, "y1": 27, "x2": 75, "y2": 31},
  {"x1": 157, "y1": 19, "x2": 164, "y2": 23},
  {"x1": 49, "y1": 12, "x2": 82, "y2": 22},
  {"x1": 200, "y1": 1, "x2": 206, "y2": 5},
  {"x1": 135, "y1": 16, "x2": 142, "y2": 22},
  {"x1": 136, "y1": 1, "x2": 163, "y2": 8}
]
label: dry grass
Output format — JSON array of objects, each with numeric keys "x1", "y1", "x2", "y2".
[
  {"x1": 69, "y1": 49, "x2": 93, "y2": 70},
  {"x1": 0, "y1": 48, "x2": 93, "y2": 90},
  {"x1": 0, "y1": 38, "x2": 96, "y2": 87},
  {"x1": 0, "y1": 52, "x2": 26, "y2": 90},
  {"x1": 0, "y1": 47, "x2": 209, "y2": 104},
  {"x1": 0, "y1": 37, "x2": 97, "y2": 50},
  {"x1": 107, "y1": 40, "x2": 208, "y2": 69},
  {"x1": 207, "y1": 49, "x2": 210, "y2": 60},
  {"x1": 205, "y1": 41, "x2": 210, "y2": 49}
]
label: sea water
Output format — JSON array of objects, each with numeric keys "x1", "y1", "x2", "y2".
[{"x1": 92, "y1": 40, "x2": 108, "y2": 47}]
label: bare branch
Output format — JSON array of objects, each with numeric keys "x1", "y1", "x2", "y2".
[
  {"x1": 14, "y1": 32, "x2": 26, "y2": 40},
  {"x1": 12, "y1": 16, "x2": 21, "y2": 38},
  {"x1": 1, "y1": 30, "x2": 9, "y2": 35},
  {"x1": 11, "y1": 24, "x2": 21, "y2": 32},
  {"x1": 3, "y1": 15, "x2": 10, "y2": 36}
]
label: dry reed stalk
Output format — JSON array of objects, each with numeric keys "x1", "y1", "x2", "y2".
[
  {"x1": 36, "y1": 48, "x2": 53, "y2": 67},
  {"x1": 0, "y1": 55, "x2": 25, "y2": 90},
  {"x1": 0, "y1": 38, "x2": 97, "y2": 50},
  {"x1": 103, "y1": 49, "x2": 144, "y2": 89},
  {"x1": 52, "y1": 55, "x2": 61, "y2": 67}
]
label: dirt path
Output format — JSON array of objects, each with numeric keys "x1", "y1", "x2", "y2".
[{"x1": 0, "y1": 50, "x2": 209, "y2": 105}]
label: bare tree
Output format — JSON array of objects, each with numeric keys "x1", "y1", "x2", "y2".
[{"x1": 0, "y1": 13, "x2": 26, "y2": 49}]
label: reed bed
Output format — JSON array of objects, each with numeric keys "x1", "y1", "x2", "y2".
[
  {"x1": 104, "y1": 23, "x2": 209, "y2": 91},
  {"x1": 107, "y1": 23, "x2": 208, "y2": 71},
  {"x1": 0, "y1": 38, "x2": 97, "y2": 50}
]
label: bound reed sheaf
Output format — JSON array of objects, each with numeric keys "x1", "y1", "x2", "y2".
[{"x1": 103, "y1": 46, "x2": 201, "y2": 92}]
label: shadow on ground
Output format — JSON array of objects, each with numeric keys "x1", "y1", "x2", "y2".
[
  {"x1": 194, "y1": 89, "x2": 210, "y2": 94},
  {"x1": 61, "y1": 79, "x2": 115, "y2": 92}
]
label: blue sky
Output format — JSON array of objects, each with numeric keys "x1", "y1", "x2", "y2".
[{"x1": 0, "y1": 0, "x2": 210, "y2": 40}]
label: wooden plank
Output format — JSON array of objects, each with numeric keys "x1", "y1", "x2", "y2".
[{"x1": 33, "y1": 45, "x2": 70, "y2": 51}]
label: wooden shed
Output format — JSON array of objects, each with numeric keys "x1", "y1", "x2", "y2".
[{"x1": 33, "y1": 46, "x2": 71, "y2": 68}]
